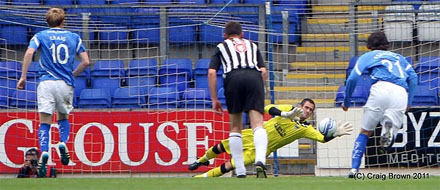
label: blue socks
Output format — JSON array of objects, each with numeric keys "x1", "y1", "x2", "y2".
[
  {"x1": 38, "y1": 123, "x2": 50, "y2": 152},
  {"x1": 58, "y1": 119, "x2": 71, "y2": 143},
  {"x1": 351, "y1": 133, "x2": 368, "y2": 170}
]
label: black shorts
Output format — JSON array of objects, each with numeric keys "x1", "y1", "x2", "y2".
[{"x1": 223, "y1": 69, "x2": 264, "y2": 114}]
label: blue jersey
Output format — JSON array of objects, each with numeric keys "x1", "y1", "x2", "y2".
[
  {"x1": 28, "y1": 28, "x2": 86, "y2": 87},
  {"x1": 344, "y1": 50, "x2": 418, "y2": 107}
]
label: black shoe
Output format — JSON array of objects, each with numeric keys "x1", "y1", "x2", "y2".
[
  {"x1": 37, "y1": 152, "x2": 49, "y2": 178},
  {"x1": 59, "y1": 142, "x2": 70, "y2": 165},
  {"x1": 348, "y1": 169, "x2": 357, "y2": 178},
  {"x1": 255, "y1": 161, "x2": 267, "y2": 178},
  {"x1": 188, "y1": 161, "x2": 209, "y2": 170},
  {"x1": 237, "y1": 175, "x2": 246, "y2": 178}
]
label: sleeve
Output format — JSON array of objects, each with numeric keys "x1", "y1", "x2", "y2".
[
  {"x1": 28, "y1": 35, "x2": 40, "y2": 50},
  {"x1": 343, "y1": 56, "x2": 368, "y2": 107},
  {"x1": 209, "y1": 47, "x2": 222, "y2": 71},
  {"x1": 405, "y1": 62, "x2": 418, "y2": 106},
  {"x1": 264, "y1": 104, "x2": 294, "y2": 116},
  {"x1": 17, "y1": 167, "x2": 29, "y2": 178},
  {"x1": 75, "y1": 35, "x2": 86, "y2": 54},
  {"x1": 256, "y1": 49, "x2": 265, "y2": 68},
  {"x1": 303, "y1": 125, "x2": 326, "y2": 143}
]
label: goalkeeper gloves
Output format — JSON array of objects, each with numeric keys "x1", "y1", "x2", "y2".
[
  {"x1": 333, "y1": 121, "x2": 353, "y2": 137},
  {"x1": 280, "y1": 107, "x2": 304, "y2": 121}
]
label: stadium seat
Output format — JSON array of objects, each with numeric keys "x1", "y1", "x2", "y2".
[
  {"x1": 200, "y1": 24, "x2": 224, "y2": 44},
  {"x1": 112, "y1": 87, "x2": 146, "y2": 108},
  {"x1": 0, "y1": 0, "x2": 6, "y2": 5},
  {"x1": 412, "y1": 85, "x2": 438, "y2": 106},
  {"x1": 346, "y1": 56, "x2": 359, "y2": 78},
  {"x1": 27, "y1": 62, "x2": 40, "y2": 81},
  {"x1": 0, "y1": 88, "x2": 7, "y2": 109},
  {"x1": 0, "y1": 78, "x2": 17, "y2": 96},
  {"x1": 132, "y1": 25, "x2": 160, "y2": 44},
  {"x1": 91, "y1": 60, "x2": 125, "y2": 96},
  {"x1": 177, "y1": 0, "x2": 205, "y2": 4},
  {"x1": 98, "y1": 26, "x2": 129, "y2": 44},
  {"x1": 218, "y1": 87, "x2": 226, "y2": 108},
  {"x1": 78, "y1": 89, "x2": 111, "y2": 108},
  {"x1": 44, "y1": 0, "x2": 74, "y2": 5},
  {"x1": 383, "y1": 5, "x2": 415, "y2": 42},
  {"x1": 0, "y1": 25, "x2": 28, "y2": 45},
  {"x1": 74, "y1": 61, "x2": 91, "y2": 102},
  {"x1": 335, "y1": 85, "x2": 369, "y2": 107},
  {"x1": 144, "y1": 0, "x2": 173, "y2": 4},
  {"x1": 194, "y1": 59, "x2": 224, "y2": 90},
  {"x1": 0, "y1": 61, "x2": 21, "y2": 79},
  {"x1": 182, "y1": 88, "x2": 211, "y2": 109},
  {"x1": 126, "y1": 59, "x2": 158, "y2": 93},
  {"x1": 417, "y1": 5, "x2": 440, "y2": 41},
  {"x1": 169, "y1": 25, "x2": 197, "y2": 43},
  {"x1": 158, "y1": 58, "x2": 192, "y2": 92},
  {"x1": 10, "y1": 0, "x2": 41, "y2": 5},
  {"x1": 211, "y1": 0, "x2": 239, "y2": 4},
  {"x1": 111, "y1": 0, "x2": 140, "y2": 4},
  {"x1": 77, "y1": 0, "x2": 107, "y2": 5},
  {"x1": 10, "y1": 89, "x2": 37, "y2": 109},
  {"x1": 148, "y1": 87, "x2": 180, "y2": 109},
  {"x1": 416, "y1": 56, "x2": 440, "y2": 87}
]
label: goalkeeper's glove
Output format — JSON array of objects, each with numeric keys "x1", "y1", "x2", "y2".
[
  {"x1": 333, "y1": 121, "x2": 353, "y2": 137},
  {"x1": 280, "y1": 107, "x2": 303, "y2": 121}
]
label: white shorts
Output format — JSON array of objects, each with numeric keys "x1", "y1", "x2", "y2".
[
  {"x1": 362, "y1": 81, "x2": 408, "y2": 131},
  {"x1": 37, "y1": 80, "x2": 74, "y2": 115}
]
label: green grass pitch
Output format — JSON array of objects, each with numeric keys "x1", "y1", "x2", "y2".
[{"x1": 1, "y1": 176, "x2": 439, "y2": 190}]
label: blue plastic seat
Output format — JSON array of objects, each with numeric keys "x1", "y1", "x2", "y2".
[
  {"x1": 44, "y1": 0, "x2": 74, "y2": 5},
  {"x1": 200, "y1": 24, "x2": 224, "y2": 44},
  {"x1": 182, "y1": 88, "x2": 211, "y2": 109},
  {"x1": 218, "y1": 87, "x2": 226, "y2": 108},
  {"x1": 177, "y1": 0, "x2": 205, "y2": 4},
  {"x1": 10, "y1": 0, "x2": 41, "y2": 5},
  {"x1": 346, "y1": 56, "x2": 359, "y2": 78},
  {"x1": 169, "y1": 25, "x2": 197, "y2": 43},
  {"x1": 91, "y1": 60, "x2": 124, "y2": 96},
  {"x1": 335, "y1": 85, "x2": 369, "y2": 107},
  {"x1": 418, "y1": 72, "x2": 440, "y2": 88},
  {"x1": 0, "y1": 25, "x2": 28, "y2": 45},
  {"x1": 0, "y1": 78, "x2": 17, "y2": 97},
  {"x1": 144, "y1": 0, "x2": 173, "y2": 4},
  {"x1": 0, "y1": 61, "x2": 21, "y2": 79},
  {"x1": 127, "y1": 59, "x2": 157, "y2": 93},
  {"x1": 148, "y1": 87, "x2": 180, "y2": 109},
  {"x1": 0, "y1": 88, "x2": 8, "y2": 108},
  {"x1": 194, "y1": 59, "x2": 224, "y2": 90},
  {"x1": 132, "y1": 25, "x2": 160, "y2": 44},
  {"x1": 10, "y1": 89, "x2": 37, "y2": 109},
  {"x1": 412, "y1": 85, "x2": 438, "y2": 106},
  {"x1": 112, "y1": 87, "x2": 146, "y2": 108},
  {"x1": 416, "y1": 56, "x2": 440, "y2": 73},
  {"x1": 78, "y1": 89, "x2": 111, "y2": 108},
  {"x1": 73, "y1": 61, "x2": 91, "y2": 101},
  {"x1": 211, "y1": 0, "x2": 239, "y2": 3},
  {"x1": 158, "y1": 59, "x2": 192, "y2": 92},
  {"x1": 77, "y1": 0, "x2": 107, "y2": 5},
  {"x1": 111, "y1": 0, "x2": 140, "y2": 4},
  {"x1": 98, "y1": 26, "x2": 129, "y2": 44}
]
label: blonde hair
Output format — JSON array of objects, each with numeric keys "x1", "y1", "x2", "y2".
[{"x1": 46, "y1": 8, "x2": 65, "y2": 28}]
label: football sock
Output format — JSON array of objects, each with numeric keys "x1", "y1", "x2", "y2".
[
  {"x1": 38, "y1": 123, "x2": 50, "y2": 152},
  {"x1": 58, "y1": 119, "x2": 70, "y2": 143},
  {"x1": 351, "y1": 133, "x2": 368, "y2": 170},
  {"x1": 229, "y1": 132, "x2": 246, "y2": 176},
  {"x1": 253, "y1": 126, "x2": 267, "y2": 165}
]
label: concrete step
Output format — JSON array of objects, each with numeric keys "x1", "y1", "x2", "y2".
[
  {"x1": 265, "y1": 99, "x2": 336, "y2": 105},
  {"x1": 312, "y1": 5, "x2": 386, "y2": 13},
  {"x1": 301, "y1": 33, "x2": 370, "y2": 42},
  {"x1": 290, "y1": 61, "x2": 349, "y2": 69},
  {"x1": 273, "y1": 86, "x2": 339, "y2": 92},
  {"x1": 282, "y1": 73, "x2": 346, "y2": 86}
]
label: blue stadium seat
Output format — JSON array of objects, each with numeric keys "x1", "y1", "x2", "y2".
[
  {"x1": 0, "y1": 88, "x2": 8, "y2": 108},
  {"x1": 0, "y1": 61, "x2": 21, "y2": 79},
  {"x1": 0, "y1": 25, "x2": 28, "y2": 45},
  {"x1": 211, "y1": 0, "x2": 239, "y2": 4},
  {"x1": 27, "y1": 62, "x2": 40, "y2": 81},
  {"x1": 276, "y1": 0, "x2": 308, "y2": 14},
  {"x1": 272, "y1": 22, "x2": 298, "y2": 43},
  {"x1": 158, "y1": 59, "x2": 192, "y2": 92},
  {"x1": 194, "y1": 59, "x2": 224, "y2": 90},
  {"x1": 416, "y1": 56, "x2": 440, "y2": 72},
  {"x1": 112, "y1": 87, "x2": 146, "y2": 108},
  {"x1": 0, "y1": 0, "x2": 6, "y2": 5},
  {"x1": 392, "y1": 0, "x2": 422, "y2": 10},
  {"x1": 335, "y1": 85, "x2": 369, "y2": 107},
  {"x1": 98, "y1": 26, "x2": 129, "y2": 44},
  {"x1": 148, "y1": 87, "x2": 180, "y2": 109},
  {"x1": 78, "y1": 89, "x2": 111, "y2": 108},
  {"x1": 111, "y1": 0, "x2": 140, "y2": 4},
  {"x1": 177, "y1": 0, "x2": 205, "y2": 4},
  {"x1": 169, "y1": 24, "x2": 197, "y2": 43},
  {"x1": 218, "y1": 87, "x2": 226, "y2": 108},
  {"x1": 200, "y1": 24, "x2": 224, "y2": 44},
  {"x1": 73, "y1": 61, "x2": 91, "y2": 102},
  {"x1": 127, "y1": 59, "x2": 157, "y2": 93},
  {"x1": 244, "y1": 0, "x2": 265, "y2": 4},
  {"x1": 346, "y1": 56, "x2": 359, "y2": 78},
  {"x1": 91, "y1": 60, "x2": 125, "y2": 96},
  {"x1": 44, "y1": 0, "x2": 74, "y2": 5},
  {"x1": 182, "y1": 88, "x2": 211, "y2": 109},
  {"x1": 412, "y1": 85, "x2": 438, "y2": 106},
  {"x1": 10, "y1": 0, "x2": 41, "y2": 5},
  {"x1": 132, "y1": 25, "x2": 160, "y2": 44},
  {"x1": 77, "y1": 0, "x2": 107, "y2": 5},
  {"x1": 10, "y1": 89, "x2": 37, "y2": 109},
  {"x1": 0, "y1": 78, "x2": 17, "y2": 97},
  {"x1": 144, "y1": 0, "x2": 173, "y2": 4},
  {"x1": 418, "y1": 72, "x2": 440, "y2": 88}
]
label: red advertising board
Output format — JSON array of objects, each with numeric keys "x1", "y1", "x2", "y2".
[{"x1": 0, "y1": 111, "x2": 231, "y2": 173}]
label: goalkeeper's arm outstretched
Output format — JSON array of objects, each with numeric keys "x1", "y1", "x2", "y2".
[{"x1": 188, "y1": 98, "x2": 353, "y2": 177}]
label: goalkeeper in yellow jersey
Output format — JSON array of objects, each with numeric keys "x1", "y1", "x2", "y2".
[{"x1": 188, "y1": 98, "x2": 353, "y2": 177}]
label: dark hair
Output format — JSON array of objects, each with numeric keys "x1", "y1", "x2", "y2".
[
  {"x1": 300, "y1": 98, "x2": 315, "y2": 111},
  {"x1": 25, "y1": 148, "x2": 39, "y2": 157},
  {"x1": 367, "y1": 31, "x2": 389, "y2": 51},
  {"x1": 224, "y1": 21, "x2": 242, "y2": 36}
]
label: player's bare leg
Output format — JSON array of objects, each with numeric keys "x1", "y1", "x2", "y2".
[{"x1": 249, "y1": 110, "x2": 267, "y2": 178}]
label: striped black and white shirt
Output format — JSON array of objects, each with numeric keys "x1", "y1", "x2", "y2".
[{"x1": 209, "y1": 37, "x2": 265, "y2": 75}]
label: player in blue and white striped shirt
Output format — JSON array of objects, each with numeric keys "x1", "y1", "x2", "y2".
[
  {"x1": 17, "y1": 8, "x2": 90, "y2": 178},
  {"x1": 342, "y1": 31, "x2": 417, "y2": 178}
]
